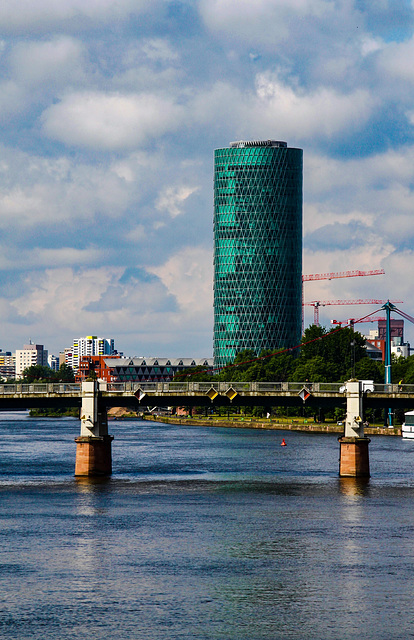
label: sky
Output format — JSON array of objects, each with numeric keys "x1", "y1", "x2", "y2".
[{"x1": 1, "y1": 0, "x2": 414, "y2": 357}]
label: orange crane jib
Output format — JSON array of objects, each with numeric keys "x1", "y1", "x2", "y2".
[
  {"x1": 305, "y1": 299, "x2": 402, "y2": 306},
  {"x1": 304, "y1": 300, "x2": 403, "y2": 326},
  {"x1": 331, "y1": 316, "x2": 386, "y2": 326},
  {"x1": 302, "y1": 269, "x2": 385, "y2": 282}
]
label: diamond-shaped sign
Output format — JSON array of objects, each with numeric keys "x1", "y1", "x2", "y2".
[
  {"x1": 134, "y1": 388, "x2": 146, "y2": 402},
  {"x1": 207, "y1": 387, "x2": 219, "y2": 401},
  {"x1": 298, "y1": 387, "x2": 311, "y2": 402},
  {"x1": 226, "y1": 387, "x2": 238, "y2": 401}
]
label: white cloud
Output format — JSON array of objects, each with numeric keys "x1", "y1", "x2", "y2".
[
  {"x1": 199, "y1": 0, "x2": 332, "y2": 47},
  {"x1": 0, "y1": 145, "x2": 152, "y2": 230},
  {"x1": 0, "y1": 0, "x2": 158, "y2": 33},
  {"x1": 155, "y1": 185, "x2": 200, "y2": 218},
  {"x1": 302, "y1": 242, "x2": 393, "y2": 328},
  {"x1": 41, "y1": 91, "x2": 185, "y2": 150},
  {"x1": 254, "y1": 72, "x2": 376, "y2": 140},
  {"x1": 11, "y1": 267, "x2": 118, "y2": 322},
  {"x1": 190, "y1": 75, "x2": 376, "y2": 143},
  {"x1": 360, "y1": 36, "x2": 384, "y2": 57},
  {"x1": 304, "y1": 147, "x2": 414, "y2": 259},
  {"x1": 8, "y1": 261, "x2": 212, "y2": 355},
  {"x1": 0, "y1": 81, "x2": 26, "y2": 120},
  {"x1": 306, "y1": 146, "x2": 414, "y2": 212},
  {"x1": 303, "y1": 203, "x2": 375, "y2": 236},
  {"x1": 148, "y1": 247, "x2": 213, "y2": 316},
  {"x1": 34, "y1": 247, "x2": 103, "y2": 268},
  {"x1": 9, "y1": 36, "x2": 86, "y2": 87},
  {"x1": 141, "y1": 38, "x2": 179, "y2": 62},
  {"x1": 125, "y1": 225, "x2": 146, "y2": 243},
  {"x1": 376, "y1": 35, "x2": 414, "y2": 85}
]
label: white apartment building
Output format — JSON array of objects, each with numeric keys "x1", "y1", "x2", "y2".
[
  {"x1": 15, "y1": 344, "x2": 48, "y2": 378},
  {"x1": 48, "y1": 355, "x2": 59, "y2": 372},
  {"x1": 65, "y1": 336, "x2": 115, "y2": 371},
  {"x1": 0, "y1": 351, "x2": 15, "y2": 379}
]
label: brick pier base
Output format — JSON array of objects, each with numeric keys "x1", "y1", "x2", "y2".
[
  {"x1": 75, "y1": 435, "x2": 114, "y2": 476},
  {"x1": 338, "y1": 437, "x2": 370, "y2": 477}
]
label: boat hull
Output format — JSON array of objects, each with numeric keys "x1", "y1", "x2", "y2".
[{"x1": 402, "y1": 424, "x2": 414, "y2": 439}]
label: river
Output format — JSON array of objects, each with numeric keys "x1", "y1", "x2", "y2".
[{"x1": 1, "y1": 412, "x2": 414, "y2": 639}]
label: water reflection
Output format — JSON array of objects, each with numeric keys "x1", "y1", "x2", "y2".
[
  {"x1": 75, "y1": 476, "x2": 112, "y2": 492},
  {"x1": 72, "y1": 476, "x2": 112, "y2": 596},
  {"x1": 335, "y1": 474, "x2": 372, "y2": 632},
  {"x1": 338, "y1": 477, "x2": 370, "y2": 497}
]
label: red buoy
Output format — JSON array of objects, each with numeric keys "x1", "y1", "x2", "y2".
[{"x1": 281, "y1": 438, "x2": 287, "y2": 447}]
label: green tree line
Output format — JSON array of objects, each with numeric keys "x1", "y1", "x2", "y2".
[
  {"x1": 178, "y1": 325, "x2": 414, "y2": 384},
  {"x1": 4, "y1": 363, "x2": 75, "y2": 384}
]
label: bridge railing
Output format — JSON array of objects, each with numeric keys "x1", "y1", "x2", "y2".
[
  {"x1": 3, "y1": 380, "x2": 414, "y2": 397},
  {"x1": 104, "y1": 381, "x2": 344, "y2": 394},
  {"x1": 371, "y1": 383, "x2": 414, "y2": 394},
  {"x1": 0, "y1": 383, "x2": 81, "y2": 394},
  {"x1": 106, "y1": 382, "x2": 142, "y2": 393}
]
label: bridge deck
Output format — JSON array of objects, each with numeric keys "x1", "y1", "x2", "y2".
[{"x1": 0, "y1": 381, "x2": 413, "y2": 410}]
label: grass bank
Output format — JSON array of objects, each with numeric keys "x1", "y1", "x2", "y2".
[{"x1": 143, "y1": 414, "x2": 401, "y2": 436}]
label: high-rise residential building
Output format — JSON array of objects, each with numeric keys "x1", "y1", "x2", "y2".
[
  {"x1": 65, "y1": 336, "x2": 116, "y2": 371},
  {"x1": 0, "y1": 351, "x2": 15, "y2": 379},
  {"x1": 213, "y1": 140, "x2": 303, "y2": 369},
  {"x1": 48, "y1": 355, "x2": 59, "y2": 372},
  {"x1": 15, "y1": 343, "x2": 48, "y2": 378}
]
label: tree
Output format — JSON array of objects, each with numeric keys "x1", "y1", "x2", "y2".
[
  {"x1": 256, "y1": 350, "x2": 295, "y2": 382},
  {"x1": 399, "y1": 356, "x2": 414, "y2": 384},
  {"x1": 173, "y1": 366, "x2": 212, "y2": 382},
  {"x1": 290, "y1": 356, "x2": 331, "y2": 383},
  {"x1": 217, "y1": 350, "x2": 257, "y2": 381},
  {"x1": 21, "y1": 365, "x2": 53, "y2": 382},
  {"x1": 298, "y1": 325, "x2": 368, "y2": 381},
  {"x1": 351, "y1": 357, "x2": 383, "y2": 383},
  {"x1": 55, "y1": 363, "x2": 75, "y2": 382}
]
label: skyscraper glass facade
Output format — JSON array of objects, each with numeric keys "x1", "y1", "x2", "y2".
[{"x1": 213, "y1": 140, "x2": 303, "y2": 369}]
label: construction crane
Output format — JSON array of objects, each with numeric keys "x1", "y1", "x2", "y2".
[
  {"x1": 302, "y1": 268, "x2": 385, "y2": 282},
  {"x1": 331, "y1": 316, "x2": 386, "y2": 327},
  {"x1": 305, "y1": 300, "x2": 402, "y2": 327},
  {"x1": 302, "y1": 269, "x2": 385, "y2": 329}
]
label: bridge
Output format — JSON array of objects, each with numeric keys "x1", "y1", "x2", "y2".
[
  {"x1": 1, "y1": 380, "x2": 413, "y2": 478},
  {"x1": 1, "y1": 380, "x2": 414, "y2": 408}
]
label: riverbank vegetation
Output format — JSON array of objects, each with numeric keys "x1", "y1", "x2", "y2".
[
  {"x1": 174, "y1": 325, "x2": 414, "y2": 425},
  {"x1": 29, "y1": 407, "x2": 79, "y2": 417},
  {"x1": 177, "y1": 326, "x2": 414, "y2": 385}
]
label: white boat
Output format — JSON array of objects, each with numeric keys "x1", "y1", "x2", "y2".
[{"x1": 402, "y1": 411, "x2": 414, "y2": 438}]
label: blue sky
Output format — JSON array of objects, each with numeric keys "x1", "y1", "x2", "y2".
[{"x1": 1, "y1": 0, "x2": 414, "y2": 356}]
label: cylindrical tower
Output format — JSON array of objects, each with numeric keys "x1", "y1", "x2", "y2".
[{"x1": 213, "y1": 140, "x2": 303, "y2": 369}]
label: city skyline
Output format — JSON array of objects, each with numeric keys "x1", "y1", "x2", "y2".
[{"x1": 1, "y1": 2, "x2": 414, "y2": 355}]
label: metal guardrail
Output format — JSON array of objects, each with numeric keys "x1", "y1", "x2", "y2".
[
  {"x1": 105, "y1": 381, "x2": 344, "y2": 394},
  {"x1": 0, "y1": 383, "x2": 81, "y2": 394},
  {"x1": 103, "y1": 381, "x2": 414, "y2": 395},
  {"x1": 1, "y1": 381, "x2": 414, "y2": 396},
  {"x1": 371, "y1": 383, "x2": 414, "y2": 394}
]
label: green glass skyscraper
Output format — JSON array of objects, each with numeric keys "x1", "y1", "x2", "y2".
[{"x1": 213, "y1": 140, "x2": 303, "y2": 369}]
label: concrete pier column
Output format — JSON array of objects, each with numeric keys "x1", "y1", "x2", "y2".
[
  {"x1": 75, "y1": 381, "x2": 113, "y2": 476},
  {"x1": 338, "y1": 380, "x2": 370, "y2": 477}
]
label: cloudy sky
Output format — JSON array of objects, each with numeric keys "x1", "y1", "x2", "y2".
[{"x1": 1, "y1": 0, "x2": 414, "y2": 357}]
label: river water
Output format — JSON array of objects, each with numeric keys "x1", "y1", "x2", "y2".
[{"x1": 1, "y1": 413, "x2": 414, "y2": 639}]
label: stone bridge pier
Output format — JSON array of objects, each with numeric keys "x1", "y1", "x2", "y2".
[
  {"x1": 75, "y1": 381, "x2": 113, "y2": 476},
  {"x1": 338, "y1": 380, "x2": 370, "y2": 477}
]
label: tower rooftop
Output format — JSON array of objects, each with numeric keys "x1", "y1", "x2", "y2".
[{"x1": 229, "y1": 140, "x2": 287, "y2": 148}]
